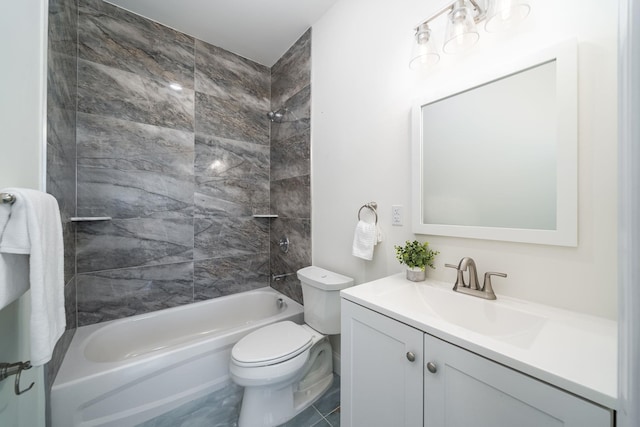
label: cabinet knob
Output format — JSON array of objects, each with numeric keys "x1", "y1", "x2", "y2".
[
  {"x1": 406, "y1": 352, "x2": 416, "y2": 362},
  {"x1": 427, "y1": 362, "x2": 437, "y2": 373}
]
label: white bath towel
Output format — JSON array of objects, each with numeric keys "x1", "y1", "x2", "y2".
[
  {"x1": 0, "y1": 200, "x2": 29, "y2": 310},
  {"x1": 0, "y1": 188, "x2": 65, "y2": 366},
  {"x1": 352, "y1": 220, "x2": 377, "y2": 260},
  {"x1": 0, "y1": 253, "x2": 30, "y2": 312}
]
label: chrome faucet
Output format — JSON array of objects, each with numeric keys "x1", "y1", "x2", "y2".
[{"x1": 445, "y1": 257, "x2": 507, "y2": 300}]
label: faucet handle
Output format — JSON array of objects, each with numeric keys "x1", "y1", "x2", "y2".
[
  {"x1": 445, "y1": 263, "x2": 466, "y2": 290},
  {"x1": 484, "y1": 271, "x2": 507, "y2": 281},
  {"x1": 482, "y1": 272, "x2": 507, "y2": 300}
]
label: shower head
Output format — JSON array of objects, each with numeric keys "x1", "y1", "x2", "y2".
[{"x1": 267, "y1": 108, "x2": 287, "y2": 123}]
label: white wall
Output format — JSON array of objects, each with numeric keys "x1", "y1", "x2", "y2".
[
  {"x1": 0, "y1": 1, "x2": 46, "y2": 190},
  {"x1": 0, "y1": 1, "x2": 48, "y2": 426},
  {"x1": 311, "y1": 0, "x2": 618, "y2": 319},
  {"x1": 617, "y1": 0, "x2": 640, "y2": 425}
]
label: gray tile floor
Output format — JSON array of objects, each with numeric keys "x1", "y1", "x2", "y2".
[
  {"x1": 278, "y1": 374, "x2": 340, "y2": 427},
  {"x1": 137, "y1": 374, "x2": 341, "y2": 427}
]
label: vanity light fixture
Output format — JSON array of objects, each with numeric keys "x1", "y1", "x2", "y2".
[
  {"x1": 443, "y1": 0, "x2": 480, "y2": 54},
  {"x1": 410, "y1": 0, "x2": 530, "y2": 68},
  {"x1": 409, "y1": 23, "x2": 440, "y2": 70},
  {"x1": 484, "y1": 0, "x2": 531, "y2": 32}
]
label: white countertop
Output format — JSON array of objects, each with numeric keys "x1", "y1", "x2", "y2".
[{"x1": 341, "y1": 274, "x2": 618, "y2": 410}]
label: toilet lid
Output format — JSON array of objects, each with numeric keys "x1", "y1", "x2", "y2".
[{"x1": 232, "y1": 321, "x2": 313, "y2": 366}]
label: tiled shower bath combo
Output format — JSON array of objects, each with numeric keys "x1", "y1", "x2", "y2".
[{"x1": 46, "y1": 0, "x2": 317, "y2": 424}]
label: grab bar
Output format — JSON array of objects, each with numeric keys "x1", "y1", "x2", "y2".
[{"x1": 1, "y1": 193, "x2": 16, "y2": 205}]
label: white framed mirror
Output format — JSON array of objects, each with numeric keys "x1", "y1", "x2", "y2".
[{"x1": 411, "y1": 40, "x2": 577, "y2": 246}]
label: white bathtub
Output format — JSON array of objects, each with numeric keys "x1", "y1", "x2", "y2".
[{"x1": 51, "y1": 287, "x2": 304, "y2": 427}]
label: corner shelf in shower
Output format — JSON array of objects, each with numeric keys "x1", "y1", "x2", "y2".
[
  {"x1": 70, "y1": 217, "x2": 112, "y2": 222},
  {"x1": 252, "y1": 214, "x2": 279, "y2": 218}
]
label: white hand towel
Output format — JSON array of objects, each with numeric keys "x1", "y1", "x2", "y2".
[
  {"x1": 0, "y1": 188, "x2": 65, "y2": 366},
  {"x1": 375, "y1": 224, "x2": 384, "y2": 244},
  {"x1": 352, "y1": 220, "x2": 377, "y2": 261}
]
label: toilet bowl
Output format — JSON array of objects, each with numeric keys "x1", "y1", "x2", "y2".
[{"x1": 229, "y1": 266, "x2": 354, "y2": 427}]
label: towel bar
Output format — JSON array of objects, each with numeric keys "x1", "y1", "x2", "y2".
[
  {"x1": 0, "y1": 360, "x2": 34, "y2": 395},
  {"x1": 1, "y1": 193, "x2": 16, "y2": 204},
  {"x1": 357, "y1": 202, "x2": 378, "y2": 224}
]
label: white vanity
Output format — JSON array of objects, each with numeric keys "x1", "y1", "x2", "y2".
[{"x1": 340, "y1": 274, "x2": 617, "y2": 427}]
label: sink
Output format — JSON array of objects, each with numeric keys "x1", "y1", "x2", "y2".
[{"x1": 384, "y1": 283, "x2": 547, "y2": 347}]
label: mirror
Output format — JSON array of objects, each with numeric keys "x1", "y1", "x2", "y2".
[{"x1": 412, "y1": 40, "x2": 577, "y2": 246}]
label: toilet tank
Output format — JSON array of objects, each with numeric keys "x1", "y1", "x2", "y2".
[{"x1": 297, "y1": 266, "x2": 354, "y2": 334}]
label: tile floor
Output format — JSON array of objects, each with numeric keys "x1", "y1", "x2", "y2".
[
  {"x1": 279, "y1": 375, "x2": 341, "y2": 427},
  {"x1": 137, "y1": 374, "x2": 341, "y2": 427}
]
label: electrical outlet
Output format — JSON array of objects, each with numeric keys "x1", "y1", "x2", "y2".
[{"x1": 392, "y1": 205, "x2": 403, "y2": 226}]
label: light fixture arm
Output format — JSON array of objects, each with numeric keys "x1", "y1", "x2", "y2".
[
  {"x1": 468, "y1": 0, "x2": 488, "y2": 22},
  {"x1": 414, "y1": 0, "x2": 487, "y2": 31}
]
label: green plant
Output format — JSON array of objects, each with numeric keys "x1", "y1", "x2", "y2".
[{"x1": 394, "y1": 240, "x2": 439, "y2": 270}]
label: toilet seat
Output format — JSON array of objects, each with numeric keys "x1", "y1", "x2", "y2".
[{"x1": 231, "y1": 321, "x2": 312, "y2": 367}]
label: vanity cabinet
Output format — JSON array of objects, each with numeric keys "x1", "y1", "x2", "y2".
[
  {"x1": 423, "y1": 333, "x2": 612, "y2": 427},
  {"x1": 341, "y1": 299, "x2": 613, "y2": 427},
  {"x1": 341, "y1": 300, "x2": 423, "y2": 427}
]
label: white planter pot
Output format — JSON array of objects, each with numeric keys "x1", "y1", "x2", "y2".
[{"x1": 406, "y1": 267, "x2": 426, "y2": 282}]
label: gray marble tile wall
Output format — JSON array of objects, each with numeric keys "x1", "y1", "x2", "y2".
[
  {"x1": 46, "y1": 0, "x2": 78, "y2": 389},
  {"x1": 269, "y1": 30, "x2": 312, "y2": 304},
  {"x1": 74, "y1": 0, "x2": 273, "y2": 326},
  {"x1": 193, "y1": 40, "x2": 272, "y2": 301}
]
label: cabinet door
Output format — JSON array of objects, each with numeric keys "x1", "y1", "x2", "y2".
[
  {"x1": 424, "y1": 334, "x2": 613, "y2": 427},
  {"x1": 341, "y1": 300, "x2": 424, "y2": 427}
]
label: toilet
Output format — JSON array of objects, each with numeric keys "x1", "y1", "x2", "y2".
[{"x1": 229, "y1": 266, "x2": 354, "y2": 427}]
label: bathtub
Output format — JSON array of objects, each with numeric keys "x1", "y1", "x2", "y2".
[{"x1": 51, "y1": 287, "x2": 304, "y2": 427}]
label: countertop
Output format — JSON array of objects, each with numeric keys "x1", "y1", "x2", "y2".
[{"x1": 341, "y1": 274, "x2": 618, "y2": 410}]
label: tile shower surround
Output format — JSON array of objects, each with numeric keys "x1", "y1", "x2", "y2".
[
  {"x1": 44, "y1": 1, "x2": 313, "y2": 422},
  {"x1": 60, "y1": 0, "x2": 312, "y2": 326},
  {"x1": 269, "y1": 30, "x2": 312, "y2": 303}
]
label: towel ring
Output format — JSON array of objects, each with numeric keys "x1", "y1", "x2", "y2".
[{"x1": 357, "y1": 202, "x2": 378, "y2": 224}]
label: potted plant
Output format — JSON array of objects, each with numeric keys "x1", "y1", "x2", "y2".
[{"x1": 394, "y1": 240, "x2": 439, "y2": 282}]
